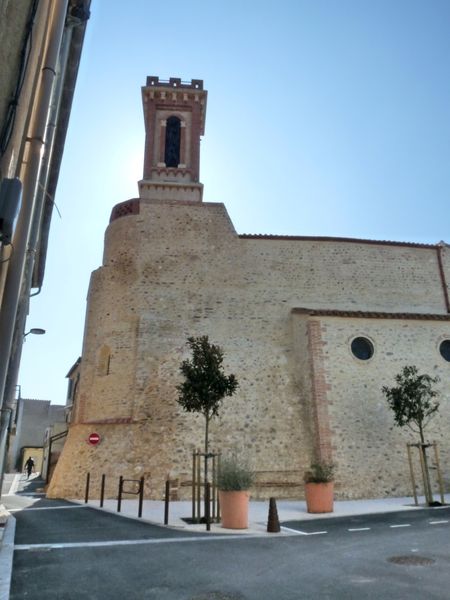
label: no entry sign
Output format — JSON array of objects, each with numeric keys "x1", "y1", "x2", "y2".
[{"x1": 88, "y1": 432, "x2": 101, "y2": 446}]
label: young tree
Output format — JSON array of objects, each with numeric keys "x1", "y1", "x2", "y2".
[
  {"x1": 176, "y1": 336, "x2": 238, "y2": 485},
  {"x1": 382, "y1": 365, "x2": 440, "y2": 504},
  {"x1": 382, "y1": 365, "x2": 440, "y2": 444}
]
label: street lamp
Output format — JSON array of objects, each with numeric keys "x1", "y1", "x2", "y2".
[{"x1": 23, "y1": 328, "x2": 46, "y2": 338}]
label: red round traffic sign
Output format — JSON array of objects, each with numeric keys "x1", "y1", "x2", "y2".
[{"x1": 88, "y1": 432, "x2": 101, "y2": 446}]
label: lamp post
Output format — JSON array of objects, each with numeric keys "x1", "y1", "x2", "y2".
[{"x1": 0, "y1": 327, "x2": 46, "y2": 493}]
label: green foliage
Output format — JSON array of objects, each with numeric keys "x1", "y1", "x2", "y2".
[
  {"x1": 382, "y1": 365, "x2": 440, "y2": 441},
  {"x1": 218, "y1": 456, "x2": 254, "y2": 491},
  {"x1": 176, "y1": 336, "x2": 238, "y2": 466},
  {"x1": 304, "y1": 462, "x2": 335, "y2": 484},
  {"x1": 176, "y1": 336, "x2": 238, "y2": 419}
]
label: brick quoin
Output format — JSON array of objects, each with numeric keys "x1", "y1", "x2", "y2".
[{"x1": 308, "y1": 319, "x2": 333, "y2": 463}]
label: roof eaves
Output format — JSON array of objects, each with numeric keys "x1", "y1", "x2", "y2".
[
  {"x1": 292, "y1": 308, "x2": 450, "y2": 321},
  {"x1": 239, "y1": 234, "x2": 437, "y2": 249}
]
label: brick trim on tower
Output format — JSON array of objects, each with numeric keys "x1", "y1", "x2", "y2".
[
  {"x1": 109, "y1": 199, "x2": 140, "y2": 223},
  {"x1": 158, "y1": 120, "x2": 166, "y2": 163},
  {"x1": 141, "y1": 77, "x2": 207, "y2": 185},
  {"x1": 82, "y1": 417, "x2": 134, "y2": 425}
]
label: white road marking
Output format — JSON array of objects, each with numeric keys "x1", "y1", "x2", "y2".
[
  {"x1": 278, "y1": 526, "x2": 329, "y2": 536},
  {"x1": 348, "y1": 527, "x2": 371, "y2": 532},
  {"x1": 429, "y1": 520, "x2": 449, "y2": 525},
  {"x1": 14, "y1": 534, "x2": 267, "y2": 551},
  {"x1": 280, "y1": 526, "x2": 308, "y2": 535},
  {"x1": 9, "y1": 505, "x2": 88, "y2": 512},
  {"x1": 390, "y1": 524, "x2": 411, "y2": 528}
]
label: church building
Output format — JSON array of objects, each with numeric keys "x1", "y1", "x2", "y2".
[{"x1": 48, "y1": 77, "x2": 450, "y2": 501}]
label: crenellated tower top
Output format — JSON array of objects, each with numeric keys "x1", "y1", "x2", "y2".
[{"x1": 139, "y1": 76, "x2": 207, "y2": 203}]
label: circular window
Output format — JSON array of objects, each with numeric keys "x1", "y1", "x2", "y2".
[
  {"x1": 351, "y1": 337, "x2": 374, "y2": 361},
  {"x1": 439, "y1": 339, "x2": 450, "y2": 362}
]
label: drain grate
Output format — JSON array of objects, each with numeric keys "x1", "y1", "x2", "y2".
[{"x1": 388, "y1": 555, "x2": 435, "y2": 566}]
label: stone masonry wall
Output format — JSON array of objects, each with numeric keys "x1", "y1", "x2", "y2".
[
  {"x1": 309, "y1": 316, "x2": 450, "y2": 498},
  {"x1": 48, "y1": 199, "x2": 450, "y2": 500}
]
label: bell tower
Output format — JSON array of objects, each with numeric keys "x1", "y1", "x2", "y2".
[{"x1": 139, "y1": 76, "x2": 207, "y2": 203}]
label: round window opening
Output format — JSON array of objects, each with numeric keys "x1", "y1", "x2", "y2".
[
  {"x1": 351, "y1": 337, "x2": 374, "y2": 361},
  {"x1": 439, "y1": 339, "x2": 450, "y2": 362}
]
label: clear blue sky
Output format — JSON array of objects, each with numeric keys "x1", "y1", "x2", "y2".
[{"x1": 19, "y1": 0, "x2": 450, "y2": 403}]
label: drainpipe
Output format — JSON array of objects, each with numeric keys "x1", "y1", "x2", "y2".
[
  {"x1": 0, "y1": 0, "x2": 69, "y2": 486},
  {"x1": 2, "y1": 18, "x2": 75, "y2": 430}
]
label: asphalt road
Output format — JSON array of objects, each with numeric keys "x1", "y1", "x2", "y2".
[{"x1": 5, "y1": 480, "x2": 450, "y2": 599}]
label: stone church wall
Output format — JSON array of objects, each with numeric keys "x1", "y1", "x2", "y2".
[
  {"x1": 301, "y1": 315, "x2": 450, "y2": 499},
  {"x1": 47, "y1": 198, "x2": 450, "y2": 500}
]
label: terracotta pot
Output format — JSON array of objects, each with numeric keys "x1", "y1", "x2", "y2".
[
  {"x1": 219, "y1": 490, "x2": 250, "y2": 529},
  {"x1": 305, "y1": 482, "x2": 334, "y2": 513}
]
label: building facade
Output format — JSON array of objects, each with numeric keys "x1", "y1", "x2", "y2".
[
  {"x1": 48, "y1": 77, "x2": 450, "y2": 501},
  {"x1": 0, "y1": 0, "x2": 90, "y2": 483},
  {"x1": 9, "y1": 398, "x2": 65, "y2": 472}
]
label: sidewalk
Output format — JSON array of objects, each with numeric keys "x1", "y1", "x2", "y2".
[
  {"x1": 80, "y1": 492, "x2": 450, "y2": 535},
  {"x1": 0, "y1": 473, "x2": 23, "y2": 600}
]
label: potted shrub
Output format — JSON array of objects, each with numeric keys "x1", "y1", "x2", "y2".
[
  {"x1": 304, "y1": 462, "x2": 335, "y2": 513},
  {"x1": 218, "y1": 456, "x2": 254, "y2": 529}
]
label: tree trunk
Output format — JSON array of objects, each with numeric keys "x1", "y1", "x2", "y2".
[
  {"x1": 204, "y1": 412, "x2": 209, "y2": 480},
  {"x1": 204, "y1": 413, "x2": 210, "y2": 518}
]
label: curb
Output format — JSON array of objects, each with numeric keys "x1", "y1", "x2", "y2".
[{"x1": 0, "y1": 516, "x2": 16, "y2": 600}]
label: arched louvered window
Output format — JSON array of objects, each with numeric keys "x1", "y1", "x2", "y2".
[{"x1": 165, "y1": 116, "x2": 181, "y2": 167}]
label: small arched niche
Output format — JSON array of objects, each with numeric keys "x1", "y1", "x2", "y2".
[{"x1": 97, "y1": 345, "x2": 111, "y2": 376}]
